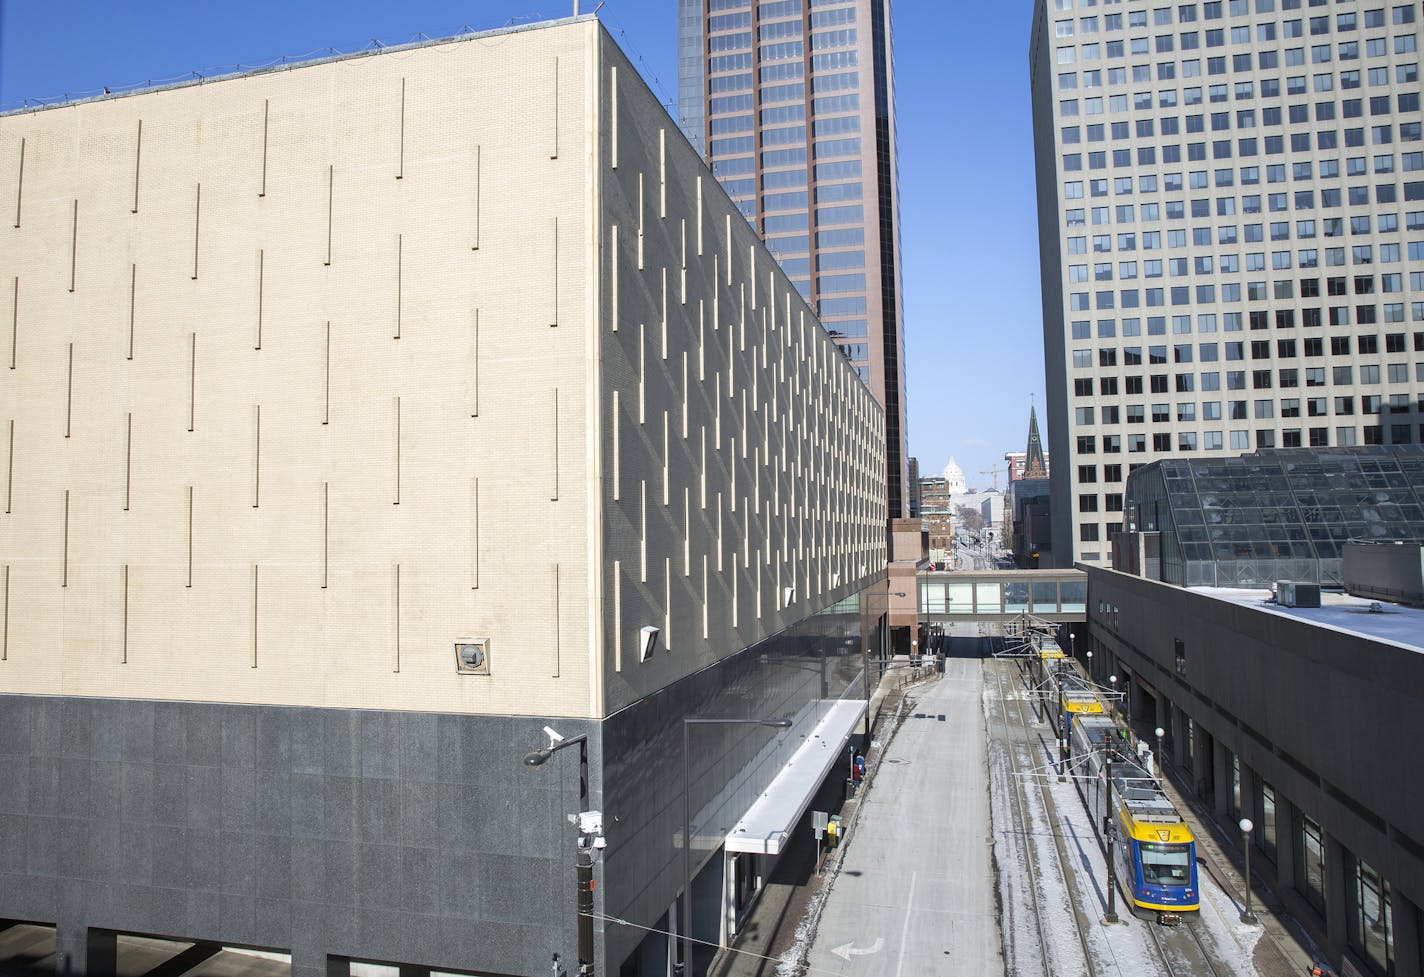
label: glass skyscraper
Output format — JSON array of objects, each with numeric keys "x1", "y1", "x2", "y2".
[
  {"x1": 1032, "y1": 0, "x2": 1424, "y2": 565},
  {"x1": 679, "y1": 0, "x2": 910, "y2": 518}
]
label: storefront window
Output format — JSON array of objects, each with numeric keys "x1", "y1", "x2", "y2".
[{"x1": 1350, "y1": 856, "x2": 1393, "y2": 976}]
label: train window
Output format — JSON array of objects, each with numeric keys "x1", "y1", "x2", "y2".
[{"x1": 1140, "y1": 843, "x2": 1193, "y2": 885}]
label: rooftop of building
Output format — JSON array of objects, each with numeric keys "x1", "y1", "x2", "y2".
[
  {"x1": 1, "y1": 15, "x2": 595, "y2": 118},
  {"x1": 1190, "y1": 587, "x2": 1424, "y2": 655}
]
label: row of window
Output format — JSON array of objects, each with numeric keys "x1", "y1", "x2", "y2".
[
  {"x1": 1072, "y1": 362, "x2": 1424, "y2": 397},
  {"x1": 1076, "y1": 262, "x2": 1424, "y2": 290},
  {"x1": 1063, "y1": 98, "x2": 1419, "y2": 151},
  {"x1": 1066, "y1": 223, "x2": 1421, "y2": 260},
  {"x1": 1055, "y1": 3, "x2": 1415, "y2": 35},
  {"x1": 1075, "y1": 391, "x2": 1424, "y2": 426},
  {"x1": 706, "y1": 0, "x2": 852, "y2": 16},
  {"x1": 1063, "y1": 126, "x2": 1424, "y2": 176},
  {"x1": 1070, "y1": 205, "x2": 1414, "y2": 236},
  {"x1": 1070, "y1": 287, "x2": 1424, "y2": 316},
  {"x1": 1057, "y1": 30, "x2": 1419, "y2": 71},
  {"x1": 708, "y1": 48, "x2": 858, "y2": 78},
  {"x1": 708, "y1": 28, "x2": 859, "y2": 61},
  {"x1": 1057, "y1": 33, "x2": 1419, "y2": 91},
  {"x1": 1075, "y1": 330, "x2": 1424, "y2": 365},
  {"x1": 1067, "y1": 208, "x2": 1423, "y2": 244},
  {"x1": 1059, "y1": 57, "x2": 1418, "y2": 121},
  {"x1": 707, "y1": 139, "x2": 864, "y2": 185},
  {"x1": 1074, "y1": 421, "x2": 1417, "y2": 463},
  {"x1": 1070, "y1": 306, "x2": 1419, "y2": 336},
  {"x1": 708, "y1": 75, "x2": 862, "y2": 112},
  {"x1": 1062, "y1": 160, "x2": 1423, "y2": 208},
  {"x1": 709, "y1": 97, "x2": 862, "y2": 135}
]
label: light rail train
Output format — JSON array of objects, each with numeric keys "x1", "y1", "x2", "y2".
[{"x1": 1070, "y1": 713, "x2": 1200, "y2": 919}]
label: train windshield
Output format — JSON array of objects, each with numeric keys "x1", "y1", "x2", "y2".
[{"x1": 1139, "y1": 843, "x2": 1193, "y2": 886}]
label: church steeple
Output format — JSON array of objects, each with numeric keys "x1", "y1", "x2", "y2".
[{"x1": 1024, "y1": 406, "x2": 1047, "y2": 479}]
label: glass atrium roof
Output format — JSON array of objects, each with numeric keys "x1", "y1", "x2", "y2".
[{"x1": 1124, "y1": 445, "x2": 1424, "y2": 587}]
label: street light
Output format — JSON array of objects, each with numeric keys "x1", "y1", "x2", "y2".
[
  {"x1": 1154, "y1": 726, "x2": 1166, "y2": 776},
  {"x1": 1239, "y1": 818, "x2": 1259, "y2": 924},
  {"x1": 680, "y1": 717, "x2": 793, "y2": 977},
  {"x1": 523, "y1": 730, "x2": 597, "y2": 977},
  {"x1": 863, "y1": 591, "x2": 906, "y2": 742}
]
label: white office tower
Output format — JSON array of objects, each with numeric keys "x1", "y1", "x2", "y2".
[{"x1": 1031, "y1": 0, "x2": 1424, "y2": 564}]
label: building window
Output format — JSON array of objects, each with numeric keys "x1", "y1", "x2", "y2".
[
  {"x1": 1174, "y1": 638, "x2": 1186, "y2": 674},
  {"x1": 1350, "y1": 856, "x2": 1395, "y2": 977},
  {"x1": 1259, "y1": 781, "x2": 1278, "y2": 863},
  {"x1": 1230, "y1": 753, "x2": 1242, "y2": 821},
  {"x1": 1295, "y1": 812, "x2": 1327, "y2": 917}
]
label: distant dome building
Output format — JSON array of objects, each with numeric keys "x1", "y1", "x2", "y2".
[{"x1": 942, "y1": 457, "x2": 967, "y2": 494}]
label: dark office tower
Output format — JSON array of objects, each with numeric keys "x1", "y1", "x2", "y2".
[
  {"x1": 1031, "y1": 0, "x2": 1424, "y2": 566},
  {"x1": 679, "y1": 0, "x2": 910, "y2": 519}
]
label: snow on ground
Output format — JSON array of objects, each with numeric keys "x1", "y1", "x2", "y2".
[{"x1": 984, "y1": 660, "x2": 1267, "y2": 977}]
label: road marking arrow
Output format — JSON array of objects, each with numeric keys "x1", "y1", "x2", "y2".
[{"x1": 830, "y1": 937, "x2": 884, "y2": 961}]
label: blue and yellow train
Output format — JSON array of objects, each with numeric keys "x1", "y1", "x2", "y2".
[{"x1": 1070, "y1": 711, "x2": 1200, "y2": 920}]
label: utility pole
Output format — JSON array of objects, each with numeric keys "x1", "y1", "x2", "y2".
[
  {"x1": 1103, "y1": 734, "x2": 1120, "y2": 923},
  {"x1": 1057, "y1": 662, "x2": 1067, "y2": 782},
  {"x1": 524, "y1": 734, "x2": 599, "y2": 977}
]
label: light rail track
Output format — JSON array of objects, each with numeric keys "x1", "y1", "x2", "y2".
[{"x1": 989, "y1": 645, "x2": 1097, "y2": 977}]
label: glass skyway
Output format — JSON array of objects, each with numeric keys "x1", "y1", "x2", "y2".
[{"x1": 919, "y1": 569, "x2": 1088, "y2": 623}]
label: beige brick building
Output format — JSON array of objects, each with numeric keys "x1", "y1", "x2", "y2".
[{"x1": 0, "y1": 18, "x2": 884, "y2": 977}]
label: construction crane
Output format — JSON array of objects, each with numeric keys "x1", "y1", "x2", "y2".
[{"x1": 980, "y1": 464, "x2": 1002, "y2": 492}]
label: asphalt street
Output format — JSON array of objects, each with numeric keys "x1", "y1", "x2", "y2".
[{"x1": 804, "y1": 653, "x2": 1005, "y2": 977}]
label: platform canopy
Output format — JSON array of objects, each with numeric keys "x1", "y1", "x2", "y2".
[{"x1": 725, "y1": 698, "x2": 866, "y2": 855}]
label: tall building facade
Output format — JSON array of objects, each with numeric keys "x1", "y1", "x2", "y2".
[
  {"x1": 1032, "y1": 0, "x2": 1424, "y2": 565},
  {"x1": 679, "y1": 0, "x2": 910, "y2": 519},
  {"x1": 0, "y1": 18, "x2": 887, "y2": 977}
]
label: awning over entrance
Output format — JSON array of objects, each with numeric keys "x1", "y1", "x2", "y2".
[{"x1": 725, "y1": 698, "x2": 865, "y2": 855}]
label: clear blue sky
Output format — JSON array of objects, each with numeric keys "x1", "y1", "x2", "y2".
[{"x1": 0, "y1": 0, "x2": 1046, "y2": 493}]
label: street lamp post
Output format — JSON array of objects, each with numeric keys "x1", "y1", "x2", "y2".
[
  {"x1": 1154, "y1": 726, "x2": 1166, "y2": 776},
  {"x1": 1109, "y1": 674, "x2": 1118, "y2": 722},
  {"x1": 524, "y1": 732, "x2": 596, "y2": 977},
  {"x1": 1239, "y1": 818, "x2": 1259, "y2": 924},
  {"x1": 680, "y1": 717, "x2": 793, "y2": 977},
  {"x1": 863, "y1": 591, "x2": 906, "y2": 743}
]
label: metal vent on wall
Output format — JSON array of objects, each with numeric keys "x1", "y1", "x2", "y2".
[{"x1": 455, "y1": 638, "x2": 492, "y2": 674}]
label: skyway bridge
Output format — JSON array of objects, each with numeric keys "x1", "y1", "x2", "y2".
[{"x1": 918, "y1": 569, "x2": 1088, "y2": 624}]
